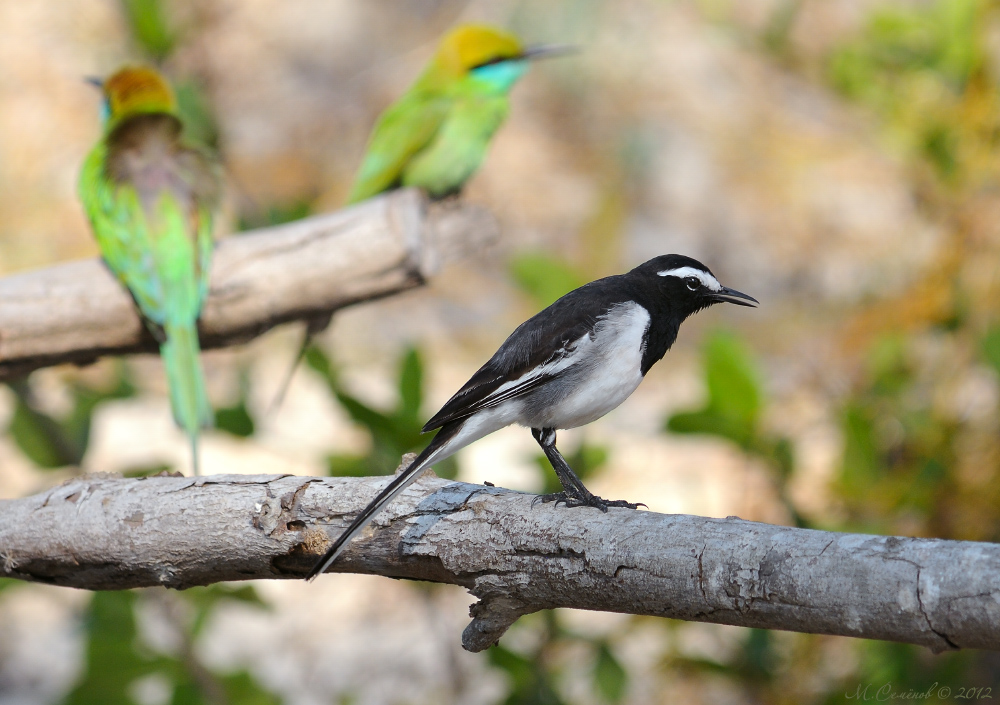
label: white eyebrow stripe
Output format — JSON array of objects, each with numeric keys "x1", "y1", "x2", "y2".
[{"x1": 656, "y1": 266, "x2": 722, "y2": 291}]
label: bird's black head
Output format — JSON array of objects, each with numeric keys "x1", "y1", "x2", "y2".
[{"x1": 630, "y1": 254, "x2": 758, "y2": 316}]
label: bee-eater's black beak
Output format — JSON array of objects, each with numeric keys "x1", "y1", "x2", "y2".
[
  {"x1": 84, "y1": 76, "x2": 104, "y2": 90},
  {"x1": 520, "y1": 44, "x2": 578, "y2": 61},
  {"x1": 713, "y1": 286, "x2": 759, "y2": 308}
]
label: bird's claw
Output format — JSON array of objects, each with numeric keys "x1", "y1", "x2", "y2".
[
  {"x1": 533, "y1": 492, "x2": 589, "y2": 509},
  {"x1": 600, "y1": 498, "x2": 647, "y2": 510},
  {"x1": 532, "y1": 492, "x2": 645, "y2": 512}
]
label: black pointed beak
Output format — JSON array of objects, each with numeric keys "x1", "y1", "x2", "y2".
[
  {"x1": 713, "y1": 286, "x2": 759, "y2": 308},
  {"x1": 84, "y1": 76, "x2": 104, "y2": 90},
  {"x1": 520, "y1": 44, "x2": 578, "y2": 61}
]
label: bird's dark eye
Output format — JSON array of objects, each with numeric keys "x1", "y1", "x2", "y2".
[{"x1": 685, "y1": 277, "x2": 699, "y2": 291}]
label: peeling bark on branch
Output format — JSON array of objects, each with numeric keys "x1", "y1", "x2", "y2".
[
  {"x1": 2, "y1": 471, "x2": 998, "y2": 653},
  {"x1": 0, "y1": 189, "x2": 496, "y2": 381}
]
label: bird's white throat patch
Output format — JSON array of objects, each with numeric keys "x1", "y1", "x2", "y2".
[{"x1": 656, "y1": 266, "x2": 722, "y2": 292}]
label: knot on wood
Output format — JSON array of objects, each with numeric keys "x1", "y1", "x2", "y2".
[{"x1": 462, "y1": 594, "x2": 534, "y2": 653}]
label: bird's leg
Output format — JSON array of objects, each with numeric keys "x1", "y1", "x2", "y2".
[{"x1": 530, "y1": 428, "x2": 644, "y2": 512}]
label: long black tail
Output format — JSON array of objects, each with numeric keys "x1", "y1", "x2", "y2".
[{"x1": 305, "y1": 421, "x2": 463, "y2": 580}]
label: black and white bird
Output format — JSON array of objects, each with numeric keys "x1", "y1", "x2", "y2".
[{"x1": 306, "y1": 254, "x2": 757, "y2": 580}]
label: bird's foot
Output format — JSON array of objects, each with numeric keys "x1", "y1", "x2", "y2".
[
  {"x1": 532, "y1": 491, "x2": 589, "y2": 509},
  {"x1": 532, "y1": 491, "x2": 645, "y2": 512}
]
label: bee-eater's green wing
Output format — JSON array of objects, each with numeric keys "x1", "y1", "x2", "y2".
[
  {"x1": 80, "y1": 114, "x2": 220, "y2": 330},
  {"x1": 346, "y1": 91, "x2": 451, "y2": 204},
  {"x1": 399, "y1": 88, "x2": 510, "y2": 199},
  {"x1": 81, "y1": 147, "x2": 164, "y2": 332}
]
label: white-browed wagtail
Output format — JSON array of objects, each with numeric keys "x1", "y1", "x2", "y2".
[{"x1": 306, "y1": 254, "x2": 757, "y2": 580}]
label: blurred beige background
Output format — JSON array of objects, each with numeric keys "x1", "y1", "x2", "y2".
[{"x1": 2, "y1": 0, "x2": 998, "y2": 704}]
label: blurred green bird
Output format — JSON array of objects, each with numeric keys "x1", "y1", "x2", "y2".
[
  {"x1": 347, "y1": 23, "x2": 571, "y2": 203},
  {"x1": 270, "y1": 26, "x2": 570, "y2": 412},
  {"x1": 79, "y1": 66, "x2": 221, "y2": 475}
]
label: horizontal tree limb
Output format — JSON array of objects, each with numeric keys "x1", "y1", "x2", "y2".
[
  {"x1": 2, "y1": 470, "x2": 997, "y2": 653},
  {"x1": 0, "y1": 189, "x2": 497, "y2": 381}
]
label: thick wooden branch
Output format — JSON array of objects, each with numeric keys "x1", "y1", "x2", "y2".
[
  {"x1": 2, "y1": 471, "x2": 998, "y2": 653},
  {"x1": 0, "y1": 189, "x2": 497, "y2": 381}
]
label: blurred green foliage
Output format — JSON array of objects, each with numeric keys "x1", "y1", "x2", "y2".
[
  {"x1": 830, "y1": 0, "x2": 982, "y2": 98},
  {"x1": 489, "y1": 644, "x2": 566, "y2": 705},
  {"x1": 1, "y1": 364, "x2": 280, "y2": 704},
  {"x1": 592, "y1": 641, "x2": 628, "y2": 703},
  {"x1": 667, "y1": 331, "x2": 762, "y2": 449},
  {"x1": 656, "y1": 2, "x2": 1000, "y2": 699},
  {"x1": 981, "y1": 324, "x2": 1000, "y2": 375},
  {"x1": 665, "y1": 330, "x2": 802, "y2": 526},
  {"x1": 6, "y1": 366, "x2": 134, "y2": 470},
  {"x1": 65, "y1": 587, "x2": 280, "y2": 705},
  {"x1": 670, "y1": 628, "x2": 778, "y2": 692},
  {"x1": 834, "y1": 334, "x2": 976, "y2": 539},
  {"x1": 65, "y1": 591, "x2": 148, "y2": 705},
  {"x1": 666, "y1": 330, "x2": 793, "y2": 474},
  {"x1": 509, "y1": 251, "x2": 588, "y2": 309},
  {"x1": 306, "y1": 345, "x2": 457, "y2": 479},
  {"x1": 214, "y1": 370, "x2": 256, "y2": 439},
  {"x1": 821, "y1": 0, "x2": 1000, "y2": 547},
  {"x1": 237, "y1": 200, "x2": 314, "y2": 232},
  {"x1": 489, "y1": 611, "x2": 630, "y2": 705},
  {"x1": 823, "y1": 640, "x2": 1000, "y2": 705},
  {"x1": 120, "y1": 0, "x2": 175, "y2": 61},
  {"x1": 664, "y1": 0, "x2": 1000, "y2": 700},
  {"x1": 175, "y1": 81, "x2": 222, "y2": 152},
  {"x1": 828, "y1": 0, "x2": 997, "y2": 183}
]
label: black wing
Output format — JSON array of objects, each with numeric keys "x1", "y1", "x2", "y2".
[{"x1": 422, "y1": 275, "x2": 630, "y2": 432}]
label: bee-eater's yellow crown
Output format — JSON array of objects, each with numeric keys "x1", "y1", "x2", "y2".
[
  {"x1": 103, "y1": 66, "x2": 176, "y2": 121},
  {"x1": 435, "y1": 25, "x2": 524, "y2": 75}
]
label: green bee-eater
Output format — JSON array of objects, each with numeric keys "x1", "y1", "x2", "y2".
[
  {"x1": 273, "y1": 25, "x2": 571, "y2": 407},
  {"x1": 270, "y1": 26, "x2": 570, "y2": 411},
  {"x1": 79, "y1": 67, "x2": 221, "y2": 475},
  {"x1": 347, "y1": 23, "x2": 571, "y2": 202}
]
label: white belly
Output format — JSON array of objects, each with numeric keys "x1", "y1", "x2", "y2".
[
  {"x1": 544, "y1": 364, "x2": 644, "y2": 429},
  {"x1": 521, "y1": 301, "x2": 649, "y2": 430}
]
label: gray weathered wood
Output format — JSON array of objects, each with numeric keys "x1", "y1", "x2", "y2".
[
  {"x1": 2, "y1": 471, "x2": 997, "y2": 653},
  {"x1": 0, "y1": 189, "x2": 497, "y2": 380}
]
